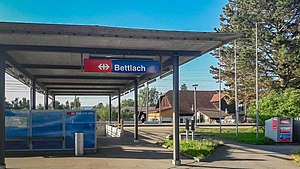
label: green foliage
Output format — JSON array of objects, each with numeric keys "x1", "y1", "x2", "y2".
[
  {"x1": 65, "y1": 101, "x2": 70, "y2": 109},
  {"x1": 4, "y1": 97, "x2": 13, "y2": 109},
  {"x1": 291, "y1": 151, "x2": 300, "y2": 163},
  {"x1": 71, "y1": 97, "x2": 81, "y2": 110},
  {"x1": 37, "y1": 103, "x2": 44, "y2": 110},
  {"x1": 181, "y1": 127, "x2": 274, "y2": 145},
  {"x1": 180, "y1": 83, "x2": 188, "y2": 91},
  {"x1": 121, "y1": 99, "x2": 134, "y2": 107},
  {"x1": 188, "y1": 127, "x2": 263, "y2": 133},
  {"x1": 54, "y1": 101, "x2": 64, "y2": 109},
  {"x1": 211, "y1": 0, "x2": 300, "y2": 104},
  {"x1": 93, "y1": 102, "x2": 104, "y2": 110},
  {"x1": 122, "y1": 111, "x2": 134, "y2": 120},
  {"x1": 6, "y1": 97, "x2": 30, "y2": 109},
  {"x1": 211, "y1": 133, "x2": 273, "y2": 145},
  {"x1": 139, "y1": 87, "x2": 159, "y2": 108},
  {"x1": 248, "y1": 89, "x2": 300, "y2": 124},
  {"x1": 49, "y1": 100, "x2": 78, "y2": 110},
  {"x1": 159, "y1": 140, "x2": 221, "y2": 159},
  {"x1": 94, "y1": 103, "x2": 118, "y2": 121}
]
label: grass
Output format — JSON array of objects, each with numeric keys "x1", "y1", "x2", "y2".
[
  {"x1": 180, "y1": 127, "x2": 274, "y2": 145},
  {"x1": 291, "y1": 151, "x2": 300, "y2": 163},
  {"x1": 158, "y1": 139, "x2": 222, "y2": 159}
]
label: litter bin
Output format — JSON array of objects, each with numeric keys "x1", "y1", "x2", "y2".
[{"x1": 75, "y1": 132, "x2": 84, "y2": 156}]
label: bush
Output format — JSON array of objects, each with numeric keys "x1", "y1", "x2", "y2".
[
  {"x1": 248, "y1": 88, "x2": 300, "y2": 125},
  {"x1": 292, "y1": 151, "x2": 300, "y2": 163},
  {"x1": 158, "y1": 140, "x2": 222, "y2": 159}
]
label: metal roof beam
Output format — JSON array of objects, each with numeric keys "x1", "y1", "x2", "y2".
[
  {"x1": 48, "y1": 87, "x2": 119, "y2": 90},
  {"x1": 88, "y1": 55, "x2": 154, "y2": 61},
  {"x1": 0, "y1": 44, "x2": 202, "y2": 56},
  {"x1": 2, "y1": 50, "x2": 46, "y2": 91},
  {"x1": 42, "y1": 82, "x2": 126, "y2": 86},
  {"x1": 52, "y1": 91, "x2": 115, "y2": 94},
  {"x1": 22, "y1": 64, "x2": 81, "y2": 69},
  {"x1": 35, "y1": 75, "x2": 137, "y2": 80},
  {"x1": 53, "y1": 93, "x2": 112, "y2": 96}
]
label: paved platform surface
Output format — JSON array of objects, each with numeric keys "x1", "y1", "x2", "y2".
[{"x1": 5, "y1": 126, "x2": 300, "y2": 169}]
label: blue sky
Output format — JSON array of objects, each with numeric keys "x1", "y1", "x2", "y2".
[{"x1": 1, "y1": 0, "x2": 228, "y2": 106}]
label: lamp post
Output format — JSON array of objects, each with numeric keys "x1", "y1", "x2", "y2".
[
  {"x1": 234, "y1": 40, "x2": 239, "y2": 137},
  {"x1": 192, "y1": 84, "x2": 198, "y2": 127},
  {"x1": 255, "y1": 22, "x2": 259, "y2": 138},
  {"x1": 219, "y1": 48, "x2": 222, "y2": 134}
]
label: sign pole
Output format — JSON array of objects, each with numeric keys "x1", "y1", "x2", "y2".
[{"x1": 134, "y1": 79, "x2": 139, "y2": 143}]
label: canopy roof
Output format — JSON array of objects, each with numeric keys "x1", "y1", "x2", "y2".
[{"x1": 0, "y1": 22, "x2": 240, "y2": 96}]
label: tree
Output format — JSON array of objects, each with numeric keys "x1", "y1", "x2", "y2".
[
  {"x1": 121, "y1": 99, "x2": 134, "y2": 107},
  {"x1": 37, "y1": 103, "x2": 44, "y2": 110},
  {"x1": 54, "y1": 101, "x2": 64, "y2": 110},
  {"x1": 139, "y1": 87, "x2": 160, "y2": 108},
  {"x1": 4, "y1": 97, "x2": 12, "y2": 109},
  {"x1": 210, "y1": 0, "x2": 300, "y2": 104},
  {"x1": 65, "y1": 101, "x2": 70, "y2": 109},
  {"x1": 248, "y1": 89, "x2": 300, "y2": 125},
  {"x1": 121, "y1": 99, "x2": 135, "y2": 120},
  {"x1": 180, "y1": 83, "x2": 188, "y2": 91},
  {"x1": 93, "y1": 102, "x2": 104, "y2": 110},
  {"x1": 96, "y1": 104, "x2": 118, "y2": 121},
  {"x1": 71, "y1": 97, "x2": 81, "y2": 110},
  {"x1": 9, "y1": 97, "x2": 30, "y2": 109}
]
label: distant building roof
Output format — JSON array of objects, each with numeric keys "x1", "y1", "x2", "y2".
[
  {"x1": 151, "y1": 90, "x2": 222, "y2": 116},
  {"x1": 198, "y1": 108, "x2": 228, "y2": 119},
  {"x1": 210, "y1": 93, "x2": 226, "y2": 102},
  {"x1": 165, "y1": 90, "x2": 218, "y2": 112}
]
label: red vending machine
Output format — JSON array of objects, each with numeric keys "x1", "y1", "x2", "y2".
[{"x1": 265, "y1": 117, "x2": 293, "y2": 143}]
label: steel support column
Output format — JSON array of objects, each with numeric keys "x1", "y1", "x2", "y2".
[
  {"x1": 145, "y1": 82, "x2": 149, "y2": 121},
  {"x1": 53, "y1": 95, "x2": 56, "y2": 110},
  {"x1": 118, "y1": 91, "x2": 121, "y2": 124},
  {"x1": 172, "y1": 55, "x2": 181, "y2": 166},
  {"x1": 134, "y1": 79, "x2": 139, "y2": 143},
  {"x1": 44, "y1": 89, "x2": 48, "y2": 110},
  {"x1": 30, "y1": 79, "x2": 36, "y2": 110},
  {"x1": 0, "y1": 53, "x2": 6, "y2": 169},
  {"x1": 109, "y1": 95, "x2": 112, "y2": 123}
]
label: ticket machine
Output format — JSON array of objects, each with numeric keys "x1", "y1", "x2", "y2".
[{"x1": 265, "y1": 117, "x2": 293, "y2": 142}]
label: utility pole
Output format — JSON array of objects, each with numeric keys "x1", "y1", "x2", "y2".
[
  {"x1": 192, "y1": 84, "x2": 198, "y2": 128},
  {"x1": 219, "y1": 48, "x2": 222, "y2": 134},
  {"x1": 159, "y1": 92, "x2": 162, "y2": 124},
  {"x1": 235, "y1": 40, "x2": 239, "y2": 137},
  {"x1": 145, "y1": 83, "x2": 149, "y2": 121},
  {"x1": 255, "y1": 22, "x2": 259, "y2": 138}
]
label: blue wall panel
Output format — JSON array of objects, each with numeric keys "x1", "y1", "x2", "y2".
[
  {"x1": 32, "y1": 110, "x2": 63, "y2": 149},
  {"x1": 65, "y1": 110, "x2": 96, "y2": 149},
  {"x1": 5, "y1": 109, "x2": 96, "y2": 151},
  {"x1": 5, "y1": 110, "x2": 30, "y2": 150}
]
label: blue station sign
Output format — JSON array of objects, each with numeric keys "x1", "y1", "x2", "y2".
[{"x1": 84, "y1": 59, "x2": 160, "y2": 73}]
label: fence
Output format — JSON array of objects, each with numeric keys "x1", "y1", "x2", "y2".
[{"x1": 5, "y1": 109, "x2": 96, "y2": 151}]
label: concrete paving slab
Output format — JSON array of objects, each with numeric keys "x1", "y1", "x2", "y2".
[{"x1": 5, "y1": 126, "x2": 300, "y2": 169}]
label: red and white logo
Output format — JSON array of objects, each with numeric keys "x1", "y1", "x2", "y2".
[{"x1": 84, "y1": 59, "x2": 112, "y2": 72}]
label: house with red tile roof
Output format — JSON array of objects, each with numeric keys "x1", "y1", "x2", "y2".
[{"x1": 148, "y1": 90, "x2": 235, "y2": 123}]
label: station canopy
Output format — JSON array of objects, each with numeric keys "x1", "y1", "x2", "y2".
[{"x1": 0, "y1": 22, "x2": 240, "y2": 97}]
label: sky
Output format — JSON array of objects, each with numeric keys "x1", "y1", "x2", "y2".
[{"x1": 1, "y1": 0, "x2": 228, "y2": 106}]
